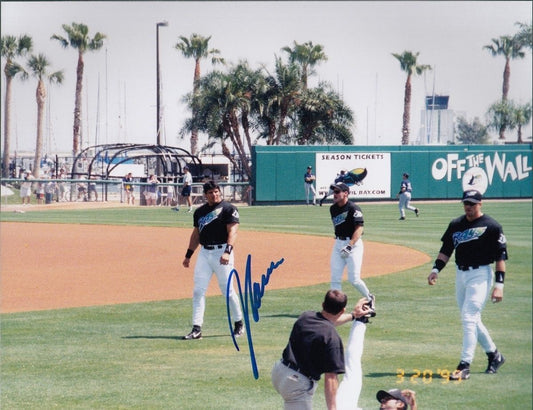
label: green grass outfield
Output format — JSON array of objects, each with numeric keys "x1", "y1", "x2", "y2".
[{"x1": 1, "y1": 201, "x2": 531, "y2": 409}]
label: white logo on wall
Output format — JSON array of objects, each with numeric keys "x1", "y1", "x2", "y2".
[{"x1": 462, "y1": 167, "x2": 488, "y2": 194}]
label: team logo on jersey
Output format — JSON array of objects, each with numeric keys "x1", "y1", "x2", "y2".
[
  {"x1": 452, "y1": 226, "x2": 487, "y2": 247},
  {"x1": 198, "y1": 208, "x2": 223, "y2": 232},
  {"x1": 332, "y1": 211, "x2": 348, "y2": 226},
  {"x1": 498, "y1": 233, "x2": 507, "y2": 245}
]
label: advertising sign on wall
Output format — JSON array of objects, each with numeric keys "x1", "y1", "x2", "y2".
[{"x1": 315, "y1": 152, "x2": 391, "y2": 199}]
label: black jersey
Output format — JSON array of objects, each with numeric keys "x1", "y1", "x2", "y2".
[
  {"x1": 282, "y1": 311, "x2": 345, "y2": 381},
  {"x1": 439, "y1": 214, "x2": 508, "y2": 267},
  {"x1": 330, "y1": 201, "x2": 364, "y2": 238},
  {"x1": 193, "y1": 200, "x2": 239, "y2": 245}
]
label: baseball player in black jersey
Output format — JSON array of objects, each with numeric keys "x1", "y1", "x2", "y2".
[
  {"x1": 427, "y1": 190, "x2": 507, "y2": 380},
  {"x1": 329, "y1": 182, "x2": 375, "y2": 307},
  {"x1": 182, "y1": 181, "x2": 244, "y2": 340}
]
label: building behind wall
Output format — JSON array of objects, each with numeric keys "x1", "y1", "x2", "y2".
[{"x1": 418, "y1": 95, "x2": 464, "y2": 145}]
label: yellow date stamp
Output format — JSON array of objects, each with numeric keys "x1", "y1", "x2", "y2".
[{"x1": 396, "y1": 368, "x2": 464, "y2": 384}]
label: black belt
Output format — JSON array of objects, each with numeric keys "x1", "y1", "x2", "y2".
[
  {"x1": 457, "y1": 265, "x2": 480, "y2": 271},
  {"x1": 335, "y1": 236, "x2": 350, "y2": 240},
  {"x1": 203, "y1": 244, "x2": 224, "y2": 250},
  {"x1": 281, "y1": 359, "x2": 317, "y2": 381}
]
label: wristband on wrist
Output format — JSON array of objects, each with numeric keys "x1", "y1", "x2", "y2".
[
  {"x1": 495, "y1": 271, "x2": 505, "y2": 284},
  {"x1": 185, "y1": 249, "x2": 194, "y2": 259},
  {"x1": 224, "y1": 244, "x2": 233, "y2": 254},
  {"x1": 431, "y1": 268, "x2": 440, "y2": 275},
  {"x1": 494, "y1": 282, "x2": 504, "y2": 290},
  {"x1": 433, "y1": 259, "x2": 446, "y2": 272}
]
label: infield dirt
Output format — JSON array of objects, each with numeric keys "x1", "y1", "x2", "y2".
[{"x1": 1, "y1": 203, "x2": 430, "y2": 313}]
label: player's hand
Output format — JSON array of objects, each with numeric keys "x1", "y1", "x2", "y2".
[
  {"x1": 401, "y1": 389, "x2": 417, "y2": 409},
  {"x1": 220, "y1": 252, "x2": 230, "y2": 265},
  {"x1": 427, "y1": 272, "x2": 438, "y2": 285},
  {"x1": 352, "y1": 297, "x2": 371, "y2": 318},
  {"x1": 340, "y1": 245, "x2": 352, "y2": 258},
  {"x1": 183, "y1": 258, "x2": 190, "y2": 268},
  {"x1": 491, "y1": 287, "x2": 503, "y2": 303}
]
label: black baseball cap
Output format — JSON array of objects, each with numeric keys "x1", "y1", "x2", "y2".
[
  {"x1": 330, "y1": 182, "x2": 350, "y2": 192},
  {"x1": 462, "y1": 190, "x2": 482, "y2": 204},
  {"x1": 376, "y1": 389, "x2": 409, "y2": 409}
]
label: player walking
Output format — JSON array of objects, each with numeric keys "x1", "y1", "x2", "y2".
[
  {"x1": 427, "y1": 190, "x2": 507, "y2": 380},
  {"x1": 396, "y1": 173, "x2": 419, "y2": 220},
  {"x1": 182, "y1": 180, "x2": 244, "y2": 340},
  {"x1": 329, "y1": 182, "x2": 375, "y2": 307}
]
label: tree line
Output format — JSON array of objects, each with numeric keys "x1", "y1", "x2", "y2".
[{"x1": 2, "y1": 21, "x2": 531, "y2": 179}]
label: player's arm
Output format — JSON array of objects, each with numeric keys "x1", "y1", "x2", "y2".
[
  {"x1": 334, "y1": 298, "x2": 371, "y2": 326},
  {"x1": 220, "y1": 222, "x2": 238, "y2": 265},
  {"x1": 324, "y1": 372, "x2": 339, "y2": 410},
  {"x1": 491, "y1": 259, "x2": 506, "y2": 303},
  {"x1": 183, "y1": 227, "x2": 200, "y2": 268},
  {"x1": 350, "y1": 224, "x2": 363, "y2": 246},
  {"x1": 427, "y1": 252, "x2": 449, "y2": 285}
]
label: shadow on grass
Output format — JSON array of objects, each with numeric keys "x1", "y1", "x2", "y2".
[{"x1": 122, "y1": 334, "x2": 230, "y2": 341}]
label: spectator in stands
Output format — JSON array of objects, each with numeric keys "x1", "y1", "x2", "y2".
[
  {"x1": 123, "y1": 173, "x2": 135, "y2": 205},
  {"x1": 20, "y1": 171, "x2": 33, "y2": 205},
  {"x1": 144, "y1": 174, "x2": 159, "y2": 206}
]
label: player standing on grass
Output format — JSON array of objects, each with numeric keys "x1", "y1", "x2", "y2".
[
  {"x1": 182, "y1": 180, "x2": 244, "y2": 340},
  {"x1": 427, "y1": 190, "x2": 507, "y2": 380},
  {"x1": 329, "y1": 182, "x2": 375, "y2": 306}
]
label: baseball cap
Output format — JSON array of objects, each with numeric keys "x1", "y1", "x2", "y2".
[
  {"x1": 330, "y1": 182, "x2": 350, "y2": 192},
  {"x1": 184, "y1": 165, "x2": 189, "y2": 170},
  {"x1": 307, "y1": 165, "x2": 312, "y2": 169},
  {"x1": 462, "y1": 190, "x2": 482, "y2": 204},
  {"x1": 376, "y1": 389, "x2": 409, "y2": 409}
]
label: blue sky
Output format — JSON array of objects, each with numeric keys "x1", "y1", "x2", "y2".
[{"x1": 1, "y1": 1, "x2": 531, "y2": 153}]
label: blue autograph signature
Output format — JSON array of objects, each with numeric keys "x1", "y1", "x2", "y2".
[{"x1": 226, "y1": 254, "x2": 285, "y2": 379}]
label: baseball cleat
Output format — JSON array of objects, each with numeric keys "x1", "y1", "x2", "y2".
[
  {"x1": 399, "y1": 217, "x2": 405, "y2": 220},
  {"x1": 183, "y1": 326, "x2": 202, "y2": 340},
  {"x1": 450, "y1": 361, "x2": 470, "y2": 380},
  {"x1": 365, "y1": 294, "x2": 377, "y2": 317},
  {"x1": 233, "y1": 320, "x2": 244, "y2": 337},
  {"x1": 415, "y1": 208, "x2": 419, "y2": 217},
  {"x1": 485, "y1": 350, "x2": 505, "y2": 374}
]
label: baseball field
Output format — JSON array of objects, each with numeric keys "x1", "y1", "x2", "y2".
[{"x1": 1, "y1": 200, "x2": 531, "y2": 409}]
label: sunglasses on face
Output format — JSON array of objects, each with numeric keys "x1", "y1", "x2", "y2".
[
  {"x1": 333, "y1": 190, "x2": 342, "y2": 194},
  {"x1": 463, "y1": 201, "x2": 477, "y2": 206}
]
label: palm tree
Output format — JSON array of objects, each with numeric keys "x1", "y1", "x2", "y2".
[
  {"x1": 514, "y1": 21, "x2": 532, "y2": 51},
  {"x1": 511, "y1": 101, "x2": 532, "y2": 143},
  {"x1": 27, "y1": 54, "x2": 64, "y2": 177},
  {"x1": 175, "y1": 34, "x2": 225, "y2": 156},
  {"x1": 296, "y1": 83, "x2": 354, "y2": 145},
  {"x1": 51, "y1": 23, "x2": 105, "y2": 156},
  {"x1": 483, "y1": 36, "x2": 526, "y2": 102},
  {"x1": 487, "y1": 100, "x2": 514, "y2": 141},
  {"x1": 1, "y1": 34, "x2": 32, "y2": 178},
  {"x1": 262, "y1": 57, "x2": 302, "y2": 145},
  {"x1": 392, "y1": 51, "x2": 431, "y2": 145},
  {"x1": 281, "y1": 41, "x2": 327, "y2": 90}
]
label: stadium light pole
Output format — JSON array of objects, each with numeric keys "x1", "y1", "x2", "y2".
[{"x1": 156, "y1": 21, "x2": 168, "y2": 146}]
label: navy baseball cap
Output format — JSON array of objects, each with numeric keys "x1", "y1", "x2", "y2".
[
  {"x1": 330, "y1": 182, "x2": 350, "y2": 192},
  {"x1": 376, "y1": 389, "x2": 409, "y2": 409},
  {"x1": 462, "y1": 190, "x2": 482, "y2": 203}
]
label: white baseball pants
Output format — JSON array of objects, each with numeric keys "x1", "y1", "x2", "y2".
[
  {"x1": 304, "y1": 183, "x2": 316, "y2": 205},
  {"x1": 336, "y1": 320, "x2": 366, "y2": 410},
  {"x1": 192, "y1": 246, "x2": 243, "y2": 327},
  {"x1": 331, "y1": 238, "x2": 371, "y2": 299},
  {"x1": 398, "y1": 192, "x2": 417, "y2": 218},
  {"x1": 455, "y1": 265, "x2": 497, "y2": 364}
]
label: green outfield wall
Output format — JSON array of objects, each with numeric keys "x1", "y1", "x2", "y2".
[{"x1": 251, "y1": 144, "x2": 532, "y2": 203}]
